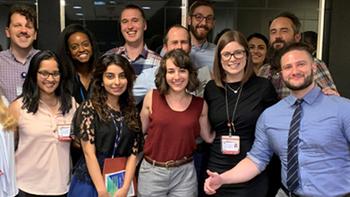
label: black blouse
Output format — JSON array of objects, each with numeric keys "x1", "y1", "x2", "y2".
[
  {"x1": 71, "y1": 74, "x2": 91, "y2": 104},
  {"x1": 71, "y1": 100, "x2": 143, "y2": 183},
  {"x1": 204, "y1": 75, "x2": 278, "y2": 172}
]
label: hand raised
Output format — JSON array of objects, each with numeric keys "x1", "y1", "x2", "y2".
[{"x1": 204, "y1": 170, "x2": 223, "y2": 195}]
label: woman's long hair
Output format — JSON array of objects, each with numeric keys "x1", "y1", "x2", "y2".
[
  {"x1": 20, "y1": 50, "x2": 72, "y2": 114},
  {"x1": 90, "y1": 53, "x2": 139, "y2": 131}
]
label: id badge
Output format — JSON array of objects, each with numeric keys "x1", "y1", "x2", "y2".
[
  {"x1": 221, "y1": 135, "x2": 240, "y2": 155},
  {"x1": 57, "y1": 124, "x2": 71, "y2": 141}
]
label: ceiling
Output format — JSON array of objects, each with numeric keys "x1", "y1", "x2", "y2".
[
  {"x1": 65, "y1": 0, "x2": 171, "y2": 21},
  {"x1": 0, "y1": 0, "x2": 318, "y2": 21}
]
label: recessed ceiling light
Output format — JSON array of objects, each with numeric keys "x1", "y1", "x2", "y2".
[
  {"x1": 73, "y1": 5, "x2": 82, "y2": 9},
  {"x1": 94, "y1": 1, "x2": 106, "y2": 6},
  {"x1": 109, "y1": 0, "x2": 116, "y2": 4},
  {"x1": 75, "y1": 13, "x2": 84, "y2": 16},
  {"x1": 142, "y1": 6, "x2": 151, "y2": 10}
]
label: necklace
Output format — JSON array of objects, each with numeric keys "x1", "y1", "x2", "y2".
[
  {"x1": 225, "y1": 83, "x2": 243, "y2": 135},
  {"x1": 107, "y1": 103, "x2": 120, "y2": 112},
  {"x1": 226, "y1": 84, "x2": 241, "y2": 94}
]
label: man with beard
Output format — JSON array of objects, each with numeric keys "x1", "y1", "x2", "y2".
[
  {"x1": 187, "y1": 0, "x2": 216, "y2": 73},
  {"x1": 0, "y1": 4, "x2": 39, "y2": 102},
  {"x1": 258, "y1": 12, "x2": 337, "y2": 99},
  {"x1": 204, "y1": 42, "x2": 350, "y2": 197},
  {"x1": 107, "y1": 4, "x2": 161, "y2": 109}
]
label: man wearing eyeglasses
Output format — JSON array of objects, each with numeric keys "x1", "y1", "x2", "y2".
[
  {"x1": 0, "y1": 4, "x2": 39, "y2": 102},
  {"x1": 187, "y1": 0, "x2": 216, "y2": 73}
]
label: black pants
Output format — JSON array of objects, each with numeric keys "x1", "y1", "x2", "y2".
[{"x1": 16, "y1": 190, "x2": 66, "y2": 197}]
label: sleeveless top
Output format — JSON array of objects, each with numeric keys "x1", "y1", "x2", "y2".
[
  {"x1": 143, "y1": 90, "x2": 203, "y2": 162},
  {"x1": 15, "y1": 98, "x2": 77, "y2": 195}
]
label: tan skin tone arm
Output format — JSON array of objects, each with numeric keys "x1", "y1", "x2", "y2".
[
  {"x1": 140, "y1": 90, "x2": 152, "y2": 134},
  {"x1": 204, "y1": 157, "x2": 260, "y2": 195},
  {"x1": 81, "y1": 140, "x2": 110, "y2": 197},
  {"x1": 199, "y1": 100, "x2": 215, "y2": 143}
]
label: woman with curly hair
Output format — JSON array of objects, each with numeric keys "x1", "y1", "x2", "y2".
[
  {"x1": 0, "y1": 91, "x2": 18, "y2": 197},
  {"x1": 138, "y1": 49, "x2": 215, "y2": 197},
  {"x1": 9, "y1": 50, "x2": 76, "y2": 196},
  {"x1": 68, "y1": 53, "x2": 143, "y2": 197}
]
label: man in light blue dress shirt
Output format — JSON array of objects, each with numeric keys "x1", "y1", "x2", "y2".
[
  {"x1": 187, "y1": 0, "x2": 216, "y2": 73},
  {"x1": 204, "y1": 43, "x2": 350, "y2": 197}
]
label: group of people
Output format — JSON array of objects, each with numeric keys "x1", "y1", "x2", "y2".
[{"x1": 0, "y1": 1, "x2": 349, "y2": 197}]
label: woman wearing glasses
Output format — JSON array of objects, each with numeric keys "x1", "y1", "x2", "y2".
[
  {"x1": 203, "y1": 31, "x2": 277, "y2": 196},
  {"x1": 9, "y1": 50, "x2": 76, "y2": 196}
]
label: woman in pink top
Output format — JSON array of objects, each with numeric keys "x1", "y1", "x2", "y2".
[
  {"x1": 9, "y1": 50, "x2": 76, "y2": 196},
  {"x1": 138, "y1": 49, "x2": 215, "y2": 197}
]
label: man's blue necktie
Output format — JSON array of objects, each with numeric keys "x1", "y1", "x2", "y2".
[{"x1": 287, "y1": 99, "x2": 303, "y2": 192}]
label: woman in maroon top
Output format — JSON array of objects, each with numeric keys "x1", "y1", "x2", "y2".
[{"x1": 138, "y1": 49, "x2": 215, "y2": 197}]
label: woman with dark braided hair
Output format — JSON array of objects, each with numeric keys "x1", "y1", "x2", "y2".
[{"x1": 68, "y1": 53, "x2": 143, "y2": 197}]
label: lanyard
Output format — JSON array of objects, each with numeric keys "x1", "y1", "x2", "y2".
[
  {"x1": 225, "y1": 83, "x2": 243, "y2": 136},
  {"x1": 76, "y1": 75, "x2": 86, "y2": 101},
  {"x1": 110, "y1": 111, "x2": 123, "y2": 158}
]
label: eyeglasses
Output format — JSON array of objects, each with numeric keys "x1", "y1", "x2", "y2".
[
  {"x1": 191, "y1": 14, "x2": 215, "y2": 23},
  {"x1": 38, "y1": 70, "x2": 61, "y2": 79},
  {"x1": 221, "y1": 50, "x2": 246, "y2": 61}
]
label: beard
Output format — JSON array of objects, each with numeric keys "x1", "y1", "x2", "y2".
[
  {"x1": 189, "y1": 23, "x2": 211, "y2": 41},
  {"x1": 284, "y1": 71, "x2": 314, "y2": 91},
  {"x1": 266, "y1": 39, "x2": 294, "y2": 70}
]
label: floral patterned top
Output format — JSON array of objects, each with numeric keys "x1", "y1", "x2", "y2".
[{"x1": 71, "y1": 100, "x2": 143, "y2": 184}]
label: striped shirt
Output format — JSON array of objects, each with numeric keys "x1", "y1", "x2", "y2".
[
  {"x1": 257, "y1": 58, "x2": 337, "y2": 99},
  {"x1": 106, "y1": 45, "x2": 161, "y2": 104},
  {"x1": 0, "y1": 48, "x2": 39, "y2": 102}
]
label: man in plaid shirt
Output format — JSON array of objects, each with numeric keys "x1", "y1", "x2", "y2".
[
  {"x1": 258, "y1": 12, "x2": 338, "y2": 99},
  {"x1": 106, "y1": 4, "x2": 161, "y2": 108}
]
